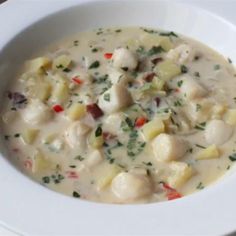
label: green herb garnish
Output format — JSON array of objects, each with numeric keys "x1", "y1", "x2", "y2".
[
  {"x1": 89, "y1": 60, "x2": 100, "y2": 69},
  {"x1": 73, "y1": 191, "x2": 81, "y2": 198},
  {"x1": 229, "y1": 153, "x2": 236, "y2": 161}
]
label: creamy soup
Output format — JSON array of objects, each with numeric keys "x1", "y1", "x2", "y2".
[{"x1": 1, "y1": 27, "x2": 236, "y2": 204}]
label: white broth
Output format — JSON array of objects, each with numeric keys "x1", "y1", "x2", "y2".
[{"x1": 1, "y1": 27, "x2": 236, "y2": 204}]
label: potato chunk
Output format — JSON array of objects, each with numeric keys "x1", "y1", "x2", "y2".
[
  {"x1": 179, "y1": 75, "x2": 207, "y2": 100},
  {"x1": 88, "y1": 127, "x2": 104, "y2": 149},
  {"x1": 31, "y1": 150, "x2": 51, "y2": 173},
  {"x1": 66, "y1": 103, "x2": 86, "y2": 120},
  {"x1": 141, "y1": 118, "x2": 165, "y2": 141},
  {"x1": 27, "y1": 57, "x2": 51, "y2": 73},
  {"x1": 112, "y1": 48, "x2": 138, "y2": 71},
  {"x1": 167, "y1": 161, "x2": 193, "y2": 188},
  {"x1": 224, "y1": 109, "x2": 236, "y2": 125},
  {"x1": 21, "y1": 99, "x2": 52, "y2": 125},
  {"x1": 98, "y1": 84, "x2": 133, "y2": 114},
  {"x1": 111, "y1": 172, "x2": 151, "y2": 201},
  {"x1": 52, "y1": 55, "x2": 72, "y2": 70},
  {"x1": 21, "y1": 129, "x2": 39, "y2": 144},
  {"x1": 196, "y1": 145, "x2": 220, "y2": 160},
  {"x1": 154, "y1": 60, "x2": 181, "y2": 81},
  {"x1": 51, "y1": 81, "x2": 69, "y2": 104},
  {"x1": 205, "y1": 120, "x2": 232, "y2": 145},
  {"x1": 96, "y1": 164, "x2": 121, "y2": 190},
  {"x1": 65, "y1": 121, "x2": 91, "y2": 148},
  {"x1": 152, "y1": 134, "x2": 188, "y2": 162}
]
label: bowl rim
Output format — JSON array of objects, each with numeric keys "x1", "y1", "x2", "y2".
[{"x1": 0, "y1": 0, "x2": 236, "y2": 235}]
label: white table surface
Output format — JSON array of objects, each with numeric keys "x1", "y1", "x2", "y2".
[{"x1": 0, "y1": 0, "x2": 235, "y2": 235}]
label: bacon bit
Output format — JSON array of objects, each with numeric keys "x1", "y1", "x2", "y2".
[
  {"x1": 72, "y1": 76, "x2": 83, "y2": 85},
  {"x1": 151, "y1": 57, "x2": 163, "y2": 65},
  {"x1": 144, "y1": 73, "x2": 155, "y2": 82},
  {"x1": 52, "y1": 104, "x2": 64, "y2": 113},
  {"x1": 103, "y1": 132, "x2": 117, "y2": 141},
  {"x1": 154, "y1": 97, "x2": 161, "y2": 107},
  {"x1": 24, "y1": 160, "x2": 32, "y2": 170},
  {"x1": 86, "y1": 103, "x2": 104, "y2": 119},
  {"x1": 66, "y1": 171, "x2": 79, "y2": 179},
  {"x1": 12, "y1": 148, "x2": 19, "y2": 153},
  {"x1": 135, "y1": 117, "x2": 147, "y2": 128},
  {"x1": 104, "y1": 53, "x2": 113, "y2": 59},
  {"x1": 162, "y1": 182, "x2": 182, "y2": 200},
  {"x1": 175, "y1": 88, "x2": 180, "y2": 93}
]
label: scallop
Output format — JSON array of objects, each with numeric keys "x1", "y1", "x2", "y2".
[
  {"x1": 111, "y1": 172, "x2": 152, "y2": 202},
  {"x1": 65, "y1": 121, "x2": 91, "y2": 148},
  {"x1": 112, "y1": 48, "x2": 138, "y2": 71},
  {"x1": 21, "y1": 99, "x2": 52, "y2": 125},
  {"x1": 205, "y1": 120, "x2": 233, "y2": 145}
]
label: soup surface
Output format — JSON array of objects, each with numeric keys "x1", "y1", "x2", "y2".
[{"x1": 1, "y1": 27, "x2": 236, "y2": 204}]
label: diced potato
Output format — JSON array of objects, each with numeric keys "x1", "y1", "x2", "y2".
[
  {"x1": 31, "y1": 150, "x2": 51, "y2": 173},
  {"x1": 140, "y1": 34, "x2": 173, "y2": 51},
  {"x1": 224, "y1": 109, "x2": 236, "y2": 125},
  {"x1": 196, "y1": 145, "x2": 220, "y2": 160},
  {"x1": 98, "y1": 84, "x2": 133, "y2": 114},
  {"x1": 27, "y1": 57, "x2": 51, "y2": 73},
  {"x1": 111, "y1": 172, "x2": 151, "y2": 201},
  {"x1": 88, "y1": 128, "x2": 104, "y2": 149},
  {"x1": 179, "y1": 75, "x2": 207, "y2": 100},
  {"x1": 52, "y1": 55, "x2": 72, "y2": 70},
  {"x1": 96, "y1": 164, "x2": 121, "y2": 190},
  {"x1": 152, "y1": 134, "x2": 188, "y2": 162},
  {"x1": 167, "y1": 161, "x2": 193, "y2": 188},
  {"x1": 154, "y1": 60, "x2": 181, "y2": 81},
  {"x1": 141, "y1": 118, "x2": 165, "y2": 141},
  {"x1": 205, "y1": 120, "x2": 232, "y2": 145},
  {"x1": 123, "y1": 104, "x2": 146, "y2": 121},
  {"x1": 67, "y1": 103, "x2": 86, "y2": 120},
  {"x1": 51, "y1": 82, "x2": 69, "y2": 104},
  {"x1": 21, "y1": 129, "x2": 39, "y2": 144},
  {"x1": 211, "y1": 104, "x2": 227, "y2": 119},
  {"x1": 86, "y1": 150, "x2": 103, "y2": 168},
  {"x1": 152, "y1": 76, "x2": 165, "y2": 91}
]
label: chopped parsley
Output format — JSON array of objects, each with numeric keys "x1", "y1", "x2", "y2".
[
  {"x1": 14, "y1": 133, "x2": 21, "y2": 138},
  {"x1": 229, "y1": 153, "x2": 236, "y2": 161},
  {"x1": 159, "y1": 31, "x2": 178, "y2": 37},
  {"x1": 143, "y1": 162, "x2": 153, "y2": 166},
  {"x1": 228, "y1": 58, "x2": 232, "y2": 64},
  {"x1": 136, "y1": 46, "x2": 146, "y2": 54},
  {"x1": 214, "y1": 64, "x2": 220, "y2": 70},
  {"x1": 194, "y1": 122, "x2": 206, "y2": 131},
  {"x1": 196, "y1": 104, "x2": 202, "y2": 112},
  {"x1": 115, "y1": 29, "x2": 122, "y2": 33},
  {"x1": 103, "y1": 93, "x2": 110, "y2": 102},
  {"x1": 42, "y1": 176, "x2": 50, "y2": 184},
  {"x1": 142, "y1": 28, "x2": 158, "y2": 34},
  {"x1": 73, "y1": 191, "x2": 81, "y2": 198},
  {"x1": 196, "y1": 182, "x2": 204, "y2": 190},
  {"x1": 4, "y1": 135, "x2": 10, "y2": 140},
  {"x1": 89, "y1": 60, "x2": 100, "y2": 69},
  {"x1": 181, "y1": 65, "x2": 188, "y2": 73},
  {"x1": 173, "y1": 99, "x2": 183, "y2": 107},
  {"x1": 195, "y1": 144, "x2": 206, "y2": 149},
  {"x1": 194, "y1": 71, "x2": 200, "y2": 77},
  {"x1": 177, "y1": 80, "x2": 183, "y2": 87},
  {"x1": 91, "y1": 48, "x2": 99, "y2": 53},
  {"x1": 73, "y1": 40, "x2": 79, "y2": 46},
  {"x1": 74, "y1": 155, "x2": 85, "y2": 161},
  {"x1": 95, "y1": 126, "x2": 102, "y2": 137},
  {"x1": 147, "y1": 46, "x2": 164, "y2": 56}
]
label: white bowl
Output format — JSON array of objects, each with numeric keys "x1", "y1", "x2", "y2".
[{"x1": 0, "y1": 1, "x2": 236, "y2": 235}]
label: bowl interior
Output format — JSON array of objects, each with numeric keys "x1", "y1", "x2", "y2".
[{"x1": 0, "y1": 1, "x2": 236, "y2": 235}]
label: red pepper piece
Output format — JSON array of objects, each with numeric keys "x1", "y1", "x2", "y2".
[
  {"x1": 53, "y1": 104, "x2": 64, "y2": 113},
  {"x1": 103, "y1": 132, "x2": 117, "y2": 141},
  {"x1": 135, "y1": 117, "x2": 147, "y2": 128},
  {"x1": 167, "y1": 191, "x2": 182, "y2": 200},
  {"x1": 104, "y1": 53, "x2": 113, "y2": 59},
  {"x1": 72, "y1": 76, "x2": 83, "y2": 85},
  {"x1": 86, "y1": 103, "x2": 104, "y2": 119}
]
